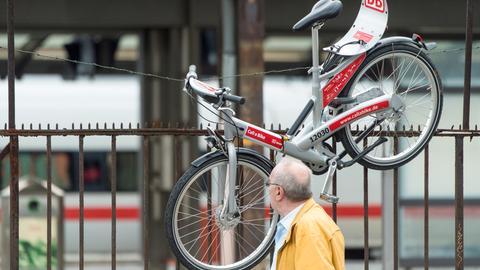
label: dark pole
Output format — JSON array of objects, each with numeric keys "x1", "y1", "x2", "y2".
[
  {"x1": 7, "y1": 0, "x2": 19, "y2": 268},
  {"x1": 455, "y1": 136, "x2": 464, "y2": 270},
  {"x1": 237, "y1": 0, "x2": 265, "y2": 126},
  {"x1": 462, "y1": 0, "x2": 473, "y2": 130},
  {"x1": 424, "y1": 145, "x2": 429, "y2": 270},
  {"x1": 237, "y1": 0, "x2": 265, "y2": 261}
]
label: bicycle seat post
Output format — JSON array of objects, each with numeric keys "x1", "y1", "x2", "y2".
[{"x1": 311, "y1": 23, "x2": 324, "y2": 129}]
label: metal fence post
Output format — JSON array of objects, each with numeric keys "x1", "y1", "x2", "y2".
[
  {"x1": 462, "y1": 0, "x2": 473, "y2": 130},
  {"x1": 7, "y1": 0, "x2": 19, "y2": 268},
  {"x1": 455, "y1": 136, "x2": 464, "y2": 270}
]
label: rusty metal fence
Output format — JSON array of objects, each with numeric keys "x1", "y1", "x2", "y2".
[
  {"x1": 1, "y1": 125, "x2": 479, "y2": 270},
  {"x1": 1, "y1": 0, "x2": 477, "y2": 270}
]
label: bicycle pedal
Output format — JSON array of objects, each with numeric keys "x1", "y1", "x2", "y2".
[{"x1": 320, "y1": 193, "x2": 339, "y2": 204}]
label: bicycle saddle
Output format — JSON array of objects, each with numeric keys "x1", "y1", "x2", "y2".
[{"x1": 292, "y1": 0, "x2": 343, "y2": 31}]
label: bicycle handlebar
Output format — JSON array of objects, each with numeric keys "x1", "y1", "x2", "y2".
[
  {"x1": 223, "y1": 93, "x2": 246, "y2": 104},
  {"x1": 185, "y1": 65, "x2": 246, "y2": 105}
]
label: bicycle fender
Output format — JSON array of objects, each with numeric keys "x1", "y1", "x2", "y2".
[
  {"x1": 371, "y1": 36, "x2": 428, "y2": 52},
  {"x1": 190, "y1": 148, "x2": 275, "y2": 170}
]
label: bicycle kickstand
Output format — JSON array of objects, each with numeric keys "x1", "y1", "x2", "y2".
[{"x1": 319, "y1": 159, "x2": 339, "y2": 204}]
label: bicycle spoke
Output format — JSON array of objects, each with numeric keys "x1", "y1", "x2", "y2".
[
  {"x1": 408, "y1": 92, "x2": 432, "y2": 107},
  {"x1": 401, "y1": 83, "x2": 431, "y2": 97},
  {"x1": 406, "y1": 100, "x2": 433, "y2": 109},
  {"x1": 235, "y1": 232, "x2": 251, "y2": 259},
  {"x1": 238, "y1": 181, "x2": 265, "y2": 200},
  {"x1": 234, "y1": 229, "x2": 258, "y2": 251},
  {"x1": 240, "y1": 194, "x2": 268, "y2": 212},
  {"x1": 184, "y1": 218, "x2": 214, "y2": 249},
  {"x1": 180, "y1": 221, "x2": 215, "y2": 240},
  {"x1": 241, "y1": 221, "x2": 270, "y2": 228},
  {"x1": 192, "y1": 220, "x2": 219, "y2": 259},
  {"x1": 200, "y1": 226, "x2": 221, "y2": 262},
  {"x1": 179, "y1": 202, "x2": 210, "y2": 215},
  {"x1": 177, "y1": 211, "x2": 211, "y2": 222},
  {"x1": 241, "y1": 217, "x2": 269, "y2": 222},
  {"x1": 209, "y1": 232, "x2": 222, "y2": 265},
  {"x1": 403, "y1": 65, "x2": 420, "y2": 100},
  {"x1": 239, "y1": 169, "x2": 255, "y2": 191},
  {"x1": 243, "y1": 222, "x2": 266, "y2": 239},
  {"x1": 242, "y1": 189, "x2": 267, "y2": 210}
]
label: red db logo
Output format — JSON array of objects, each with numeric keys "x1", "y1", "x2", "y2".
[{"x1": 365, "y1": 0, "x2": 385, "y2": 13}]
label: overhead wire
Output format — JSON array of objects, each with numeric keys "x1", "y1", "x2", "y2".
[{"x1": 0, "y1": 44, "x2": 478, "y2": 128}]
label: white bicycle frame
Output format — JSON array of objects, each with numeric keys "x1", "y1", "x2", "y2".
[{"x1": 187, "y1": 0, "x2": 395, "y2": 216}]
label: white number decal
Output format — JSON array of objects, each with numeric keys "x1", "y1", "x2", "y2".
[{"x1": 365, "y1": 0, "x2": 385, "y2": 13}]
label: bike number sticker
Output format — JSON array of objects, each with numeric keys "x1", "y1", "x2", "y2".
[
  {"x1": 244, "y1": 126, "x2": 284, "y2": 150},
  {"x1": 353, "y1": 31, "x2": 374, "y2": 43},
  {"x1": 365, "y1": 0, "x2": 385, "y2": 13}
]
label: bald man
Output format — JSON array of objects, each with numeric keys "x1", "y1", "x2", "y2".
[{"x1": 267, "y1": 157, "x2": 345, "y2": 270}]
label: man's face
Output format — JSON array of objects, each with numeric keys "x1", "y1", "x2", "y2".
[{"x1": 267, "y1": 172, "x2": 282, "y2": 212}]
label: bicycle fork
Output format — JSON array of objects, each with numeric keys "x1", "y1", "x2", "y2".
[
  {"x1": 217, "y1": 108, "x2": 241, "y2": 228},
  {"x1": 219, "y1": 142, "x2": 240, "y2": 219}
]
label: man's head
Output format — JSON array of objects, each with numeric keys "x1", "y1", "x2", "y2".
[{"x1": 268, "y1": 157, "x2": 313, "y2": 216}]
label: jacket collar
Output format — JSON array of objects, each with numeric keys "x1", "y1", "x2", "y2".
[{"x1": 282, "y1": 198, "x2": 316, "y2": 244}]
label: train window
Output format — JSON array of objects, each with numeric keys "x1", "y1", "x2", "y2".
[{"x1": 1, "y1": 151, "x2": 139, "y2": 192}]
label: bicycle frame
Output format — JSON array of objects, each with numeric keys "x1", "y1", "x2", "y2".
[{"x1": 191, "y1": 24, "x2": 402, "y2": 165}]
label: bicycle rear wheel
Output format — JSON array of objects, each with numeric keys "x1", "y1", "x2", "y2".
[
  {"x1": 337, "y1": 44, "x2": 443, "y2": 170},
  {"x1": 165, "y1": 151, "x2": 278, "y2": 270}
]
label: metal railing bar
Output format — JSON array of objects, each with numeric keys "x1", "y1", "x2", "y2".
[
  {"x1": 0, "y1": 128, "x2": 479, "y2": 137},
  {"x1": 363, "y1": 138, "x2": 369, "y2": 270},
  {"x1": 143, "y1": 136, "x2": 150, "y2": 270},
  {"x1": 7, "y1": 0, "x2": 15, "y2": 130},
  {"x1": 455, "y1": 136, "x2": 464, "y2": 270},
  {"x1": 424, "y1": 144, "x2": 429, "y2": 270},
  {"x1": 111, "y1": 135, "x2": 117, "y2": 270},
  {"x1": 462, "y1": 0, "x2": 474, "y2": 130},
  {"x1": 47, "y1": 136, "x2": 52, "y2": 270},
  {"x1": 393, "y1": 138, "x2": 399, "y2": 270},
  {"x1": 7, "y1": 0, "x2": 19, "y2": 268},
  {"x1": 9, "y1": 136, "x2": 19, "y2": 270},
  {"x1": 79, "y1": 135, "x2": 85, "y2": 270}
]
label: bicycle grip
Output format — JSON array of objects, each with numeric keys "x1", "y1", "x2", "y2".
[{"x1": 223, "y1": 93, "x2": 246, "y2": 104}]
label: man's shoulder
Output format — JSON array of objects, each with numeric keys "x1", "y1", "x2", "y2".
[{"x1": 294, "y1": 201, "x2": 340, "y2": 237}]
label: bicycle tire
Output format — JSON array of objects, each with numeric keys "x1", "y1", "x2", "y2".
[
  {"x1": 337, "y1": 44, "x2": 443, "y2": 170},
  {"x1": 165, "y1": 150, "x2": 278, "y2": 270}
]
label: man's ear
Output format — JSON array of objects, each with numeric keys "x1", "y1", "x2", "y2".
[{"x1": 277, "y1": 186, "x2": 284, "y2": 199}]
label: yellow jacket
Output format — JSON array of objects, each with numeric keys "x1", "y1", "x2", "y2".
[{"x1": 276, "y1": 198, "x2": 345, "y2": 270}]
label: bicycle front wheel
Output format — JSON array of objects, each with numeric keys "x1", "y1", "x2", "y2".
[
  {"x1": 165, "y1": 151, "x2": 278, "y2": 270},
  {"x1": 337, "y1": 44, "x2": 443, "y2": 170}
]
